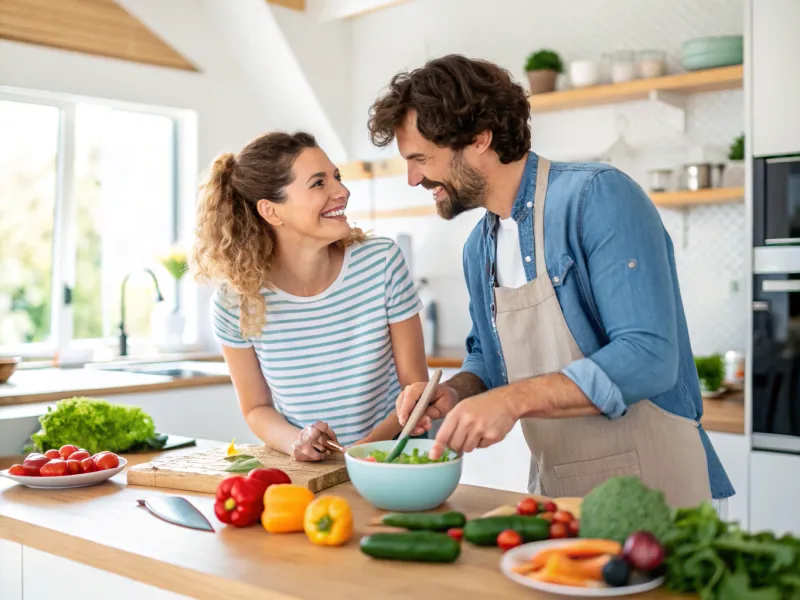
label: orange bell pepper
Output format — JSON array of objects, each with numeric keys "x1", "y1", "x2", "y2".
[
  {"x1": 303, "y1": 496, "x2": 353, "y2": 546},
  {"x1": 261, "y1": 484, "x2": 314, "y2": 533}
]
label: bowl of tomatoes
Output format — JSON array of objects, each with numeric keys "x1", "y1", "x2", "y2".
[{"x1": 0, "y1": 444, "x2": 126, "y2": 489}]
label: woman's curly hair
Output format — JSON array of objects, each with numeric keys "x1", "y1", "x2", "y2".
[
  {"x1": 368, "y1": 54, "x2": 531, "y2": 164},
  {"x1": 191, "y1": 131, "x2": 364, "y2": 338}
]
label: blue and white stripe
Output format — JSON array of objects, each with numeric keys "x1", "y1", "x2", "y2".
[{"x1": 211, "y1": 237, "x2": 422, "y2": 445}]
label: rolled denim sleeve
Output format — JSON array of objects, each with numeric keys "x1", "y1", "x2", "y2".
[
  {"x1": 458, "y1": 242, "x2": 492, "y2": 390},
  {"x1": 562, "y1": 169, "x2": 679, "y2": 418}
]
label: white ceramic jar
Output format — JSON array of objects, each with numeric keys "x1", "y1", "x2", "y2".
[{"x1": 569, "y1": 60, "x2": 599, "y2": 88}]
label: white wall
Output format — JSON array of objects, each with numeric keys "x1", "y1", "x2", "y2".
[{"x1": 345, "y1": 0, "x2": 747, "y2": 354}]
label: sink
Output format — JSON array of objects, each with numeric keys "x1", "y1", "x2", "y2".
[
  {"x1": 119, "y1": 367, "x2": 212, "y2": 379},
  {"x1": 93, "y1": 360, "x2": 229, "y2": 379}
]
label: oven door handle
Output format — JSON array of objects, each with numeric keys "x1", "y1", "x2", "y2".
[{"x1": 762, "y1": 280, "x2": 800, "y2": 292}]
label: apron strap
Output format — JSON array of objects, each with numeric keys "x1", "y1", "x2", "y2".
[{"x1": 533, "y1": 157, "x2": 551, "y2": 279}]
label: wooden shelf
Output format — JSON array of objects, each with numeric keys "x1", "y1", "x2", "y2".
[
  {"x1": 349, "y1": 187, "x2": 744, "y2": 220},
  {"x1": 650, "y1": 187, "x2": 744, "y2": 207},
  {"x1": 528, "y1": 65, "x2": 743, "y2": 113}
]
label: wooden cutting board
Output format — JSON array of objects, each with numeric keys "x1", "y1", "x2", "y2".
[{"x1": 126, "y1": 444, "x2": 349, "y2": 494}]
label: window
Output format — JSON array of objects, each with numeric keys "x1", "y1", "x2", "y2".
[{"x1": 0, "y1": 91, "x2": 192, "y2": 357}]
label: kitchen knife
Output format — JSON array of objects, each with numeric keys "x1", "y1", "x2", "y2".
[{"x1": 137, "y1": 496, "x2": 215, "y2": 532}]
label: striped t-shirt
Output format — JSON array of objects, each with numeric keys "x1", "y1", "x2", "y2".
[{"x1": 211, "y1": 237, "x2": 423, "y2": 446}]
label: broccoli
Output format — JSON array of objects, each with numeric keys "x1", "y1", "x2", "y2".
[{"x1": 579, "y1": 476, "x2": 673, "y2": 544}]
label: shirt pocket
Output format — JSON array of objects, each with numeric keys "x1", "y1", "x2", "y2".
[{"x1": 549, "y1": 255, "x2": 575, "y2": 288}]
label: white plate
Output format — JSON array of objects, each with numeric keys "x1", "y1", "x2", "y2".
[
  {"x1": 500, "y1": 539, "x2": 665, "y2": 597},
  {"x1": 0, "y1": 457, "x2": 127, "y2": 489}
]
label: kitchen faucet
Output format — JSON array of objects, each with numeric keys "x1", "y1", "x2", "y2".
[{"x1": 119, "y1": 268, "x2": 164, "y2": 357}]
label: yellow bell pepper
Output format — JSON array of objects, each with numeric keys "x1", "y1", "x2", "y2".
[
  {"x1": 303, "y1": 496, "x2": 353, "y2": 547},
  {"x1": 261, "y1": 484, "x2": 314, "y2": 533}
]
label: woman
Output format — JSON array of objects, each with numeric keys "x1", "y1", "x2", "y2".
[{"x1": 192, "y1": 131, "x2": 428, "y2": 461}]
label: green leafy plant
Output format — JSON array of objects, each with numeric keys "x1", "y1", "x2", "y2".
[
  {"x1": 524, "y1": 49, "x2": 564, "y2": 74},
  {"x1": 728, "y1": 134, "x2": 744, "y2": 161},
  {"x1": 695, "y1": 354, "x2": 724, "y2": 392}
]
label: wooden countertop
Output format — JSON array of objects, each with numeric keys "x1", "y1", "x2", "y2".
[
  {"x1": 0, "y1": 441, "x2": 687, "y2": 600},
  {"x1": 700, "y1": 391, "x2": 745, "y2": 435}
]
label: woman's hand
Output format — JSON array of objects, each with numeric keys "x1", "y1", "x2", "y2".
[{"x1": 290, "y1": 421, "x2": 339, "y2": 461}]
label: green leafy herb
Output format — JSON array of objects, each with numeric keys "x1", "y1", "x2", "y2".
[
  {"x1": 29, "y1": 397, "x2": 157, "y2": 455},
  {"x1": 223, "y1": 454, "x2": 256, "y2": 462},
  {"x1": 224, "y1": 457, "x2": 263, "y2": 472},
  {"x1": 664, "y1": 502, "x2": 800, "y2": 600},
  {"x1": 695, "y1": 354, "x2": 724, "y2": 393},
  {"x1": 728, "y1": 134, "x2": 745, "y2": 161},
  {"x1": 524, "y1": 49, "x2": 564, "y2": 73},
  {"x1": 367, "y1": 447, "x2": 452, "y2": 464}
]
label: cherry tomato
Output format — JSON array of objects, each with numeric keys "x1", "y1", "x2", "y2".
[
  {"x1": 549, "y1": 522, "x2": 569, "y2": 539},
  {"x1": 59, "y1": 445, "x2": 79, "y2": 460},
  {"x1": 80, "y1": 457, "x2": 97, "y2": 473},
  {"x1": 363, "y1": 456, "x2": 377, "y2": 462},
  {"x1": 44, "y1": 449, "x2": 61, "y2": 460},
  {"x1": 40, "y1": 459, "x2": 68, "y2": 477},
  {"x1": 497, "y1": 529, "x2": 523, "y2": 551},
  {"x1": 553, "y1": 510, "x2": 574, "y2": 524},
  {"x1": 447, "y1": 528, "x2": 464, "y2": 542},
  {"x1": 69, "y1": 451, "x2": 90, "y2": 462},
  {"x1": 543, "y1": 501, "x2": 558, "y2": 513},
  {"x1": 23, "y1": 454, "x2": 50, "y2": 476},
  {"x1": 8, "y1": 464, "x2": 25, "y2": 476},
  {"x1": 568, "y1": 519, "x2": 581, "y2": 537},
  {"x1": 94, "y1": 452, "x2": 119, "y2": 471},
  {"x1": 538, "y1": 512, "x2": 555, "y2": 522},
  {"x1": 516, "y1": 497, "x2": 539, "y2": 516},
  {"x1": 66, "y1": 459, "x2": 82, "y2": 475}
]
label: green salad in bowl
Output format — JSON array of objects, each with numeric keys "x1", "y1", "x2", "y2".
[{"x1": 364, "y1": 447, "x2": 453, "y2": 464}]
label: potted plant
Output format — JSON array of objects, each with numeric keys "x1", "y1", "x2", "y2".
[
  {"x1": 158, "y1": 246, "x2": 189, "y2": 350},
  {"x1": 694, "y1": 354, "x2": 725, "y2": 397},
  {"x1": 724, "y1": 133, "x2": 745, "y2": 187},
  {"x1": 524, "y1": 49, "x2": 563, "y2": 95}
]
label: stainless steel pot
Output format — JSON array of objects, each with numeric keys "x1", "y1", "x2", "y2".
[{"x1": 682, "y1": 163, "x2": 712, "y2": 191}]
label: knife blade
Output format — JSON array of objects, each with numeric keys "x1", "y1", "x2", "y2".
[{"x1": 137, "y1": 496, "x2": 215, "y2": 532}]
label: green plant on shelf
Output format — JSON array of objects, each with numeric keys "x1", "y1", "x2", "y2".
[
  {"x1": 694, "y1": 354, "x2": 724, "y2": 393},
  {"x1": 728, "y1": 134, "x2": 744, "y2": 161},
  {"x1": 524, "y1": 49, "x2": 564, "y2": 74}
]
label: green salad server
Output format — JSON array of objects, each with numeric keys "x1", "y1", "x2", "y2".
[{"x1": 384, "y1": 368, "x2": 443, "y2": 463}]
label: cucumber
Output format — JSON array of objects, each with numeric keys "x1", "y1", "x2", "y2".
[
  {"x1": 380, "y1": 511, "x2": 466, "y2": 532},
  {"x1": 463, "y1": 516, "x2": 550, "y2": 547},
  {"x1": 359, "y1": 532, "x2": 461, "y2": 563}
]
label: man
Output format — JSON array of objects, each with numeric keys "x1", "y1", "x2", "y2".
[{"x1": 368, "y1": 54, "x2": 733, "y2": 509}]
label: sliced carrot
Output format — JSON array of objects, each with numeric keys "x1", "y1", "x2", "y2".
[
  {"x1": 528, "y1": 555, "x2": 590, "y2": 587},
  {"x1": 562, "y1": 554, "x2": 612, "y2": 581},
  {"x1": 530, "y1": 539, "x2": 621, "y2": 570}
]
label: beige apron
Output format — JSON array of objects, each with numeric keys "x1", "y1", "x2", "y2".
[{"x1": 493, "y1": 157, "x2": 712, "y2": 508}]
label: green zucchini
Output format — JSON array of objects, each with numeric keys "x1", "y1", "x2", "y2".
[
  {"x1": 379, "y1": 511, "x2": 466, "y2": 532},
  {"x1": 359, "y1": 532, "x2": 461, "y2": 563},
  {"x1": 463, "y1": 516, "x2": 550, "y2": 547}
]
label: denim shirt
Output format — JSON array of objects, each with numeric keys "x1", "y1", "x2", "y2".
[{"x1": 460, "y1": 152, "x2": 734, "y2": 500}]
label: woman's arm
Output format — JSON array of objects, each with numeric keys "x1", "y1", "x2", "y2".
[
  {"x1": 222, "y1": 345, "x2": 336, "y2": 459},
  {"x1": 359, "y1": 314, "x2": 430, "y2": 443}
]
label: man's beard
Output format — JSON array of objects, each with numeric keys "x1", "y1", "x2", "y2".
[{"x1": 421, "y1": 152, "x2": 487, "y2": 221}]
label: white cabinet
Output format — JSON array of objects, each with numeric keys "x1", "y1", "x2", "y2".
[
  {"x1": 752, "y1": 0, "x2": 800, "y2": 156},
  {"x1": 706, "y1": 432, "x2": 750, "y2": 528},
  {"x1": 749, "y1": 451, "x2": 800, "y2": 535},
  {"x1": 0, "y1": 539, "x2": 22, "y2": 600},
  {"x1": 22, "y1": 548, "x2": 190, "y2": 600}
]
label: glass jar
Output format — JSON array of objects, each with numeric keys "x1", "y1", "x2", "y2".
[
  {"x1": 637, "y1": 50, "x2": 666, "y2": 78},
  {"x1": 609, "y1": 50, "x2": 637, "y2": 83}
]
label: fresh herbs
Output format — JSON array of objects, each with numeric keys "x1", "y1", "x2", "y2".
[
  {"x1": 367, "y1": 448, "x2": 452, "y2": 464},
  {"x1": 224, "y1": 454, "x2": 264, "y2": 473},
  {"x1": 695, "y1": 354, "x2": 724, "y2": 393},
  {"x1": 664, "y1": 502, "x2": 800, "y2": 600}
]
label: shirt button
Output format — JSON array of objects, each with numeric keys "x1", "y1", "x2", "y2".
[
  {"x1": 628, "y1": 260, "x2": 638, "y2": 269},
  {"x1": 553, "y1": 276, "x2": 560, "y2": 283},
  {"x1": 526, "y1": 201, "x2": 532, "y2": 208},
  {"x1": 525, "y1": 256, "x2": 532, "y2": 263}
]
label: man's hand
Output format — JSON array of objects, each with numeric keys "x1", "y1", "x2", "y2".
[
  {"x1": 429, "y1": 391, "x2": 517, "y2": 459},
  {"x1": 290, "y1": 421, "x2": 338, "y2": 461},
  {"x1": 396, "y1": 382, "x2": 458, "y2": 436}
]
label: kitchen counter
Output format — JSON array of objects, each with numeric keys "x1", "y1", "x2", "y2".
[{"x1": 0, "y1": 441, "x2": 687, "y2": 600}]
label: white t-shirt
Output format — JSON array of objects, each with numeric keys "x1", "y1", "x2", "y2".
[{"x1": 496, "y1": 217, "x2": 528, "y2": 288}]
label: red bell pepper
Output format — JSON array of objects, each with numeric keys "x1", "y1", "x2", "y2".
[{"x1": 214, "y1": 468, "x2": 291, "y2": 527}]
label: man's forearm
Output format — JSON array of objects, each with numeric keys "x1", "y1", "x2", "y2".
[
  {"x1": 446, "y1": 371, "x2": 488, "y2": 402},
  {"x1": 501, "y1": 373, "x2": 601, "y2": 419}
]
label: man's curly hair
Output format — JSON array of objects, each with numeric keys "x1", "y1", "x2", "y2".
[{"x1": 368, "y1": 54, "x2": 531, "y2": 164}]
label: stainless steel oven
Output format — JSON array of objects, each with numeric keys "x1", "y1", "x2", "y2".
[
  {"x1": 753, "y1": 247, "x2": 800, "y2": 454},
  {"x1": 753, "y1": 155, "x2": 800, "y2": 246}
]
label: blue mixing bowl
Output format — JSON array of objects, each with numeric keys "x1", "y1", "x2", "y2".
[{"x1": 345, "y1": 439, "x2": 463, "y2": 512}]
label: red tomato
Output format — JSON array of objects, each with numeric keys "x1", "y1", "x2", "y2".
[
  {"x1": 553, "y1": 510, "x2": 574, "y2": 525},
  {"x1": 94, "y1": 452, "x2": 119, "y2": 471},
  {"x1": 549, "y1": 522, "x2": 569, "y2": 539},
  {"x1": 363, "y1": 456, "x2": 377, "y2": 462},
  {"x1": 23, "y1": 454, "x2": 50, "y2": 476},
  {"x1": 40, "y1": 459, "x2": 68, "y2": 477},
  {"x1": 568, "y1": 519, "x2": 580, "y2": 537},
  {"x1": 516, "y1": 497, "x2": 539, "y2": 516},
  {"x1": 497, "y1": 529, "x2": 523, "y2": 551},
  {"x1": 543, "y1": 501, "x2": 558, "y2": 513},
  {"x1": 447, "y1": 528, "x2": 464, "y2": 542},
  {"x1": 66, "y1": 459, "x2": 82, "y2": 475},
  {"x1": 44, "y1": 449, "x2": 61, "y2": 460},
  {"x1": 69, "y1": 450, "x2": 90, "y2": 462},
  {"x1": 59, "y1": 445, "x2": 79, "y2": 460},
  {"x1": 80, "y1": 457, "x2": 97, "y2": 473},
  {"x1": 8, "y1": 464, "x2": 25, "y2": 476}
]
